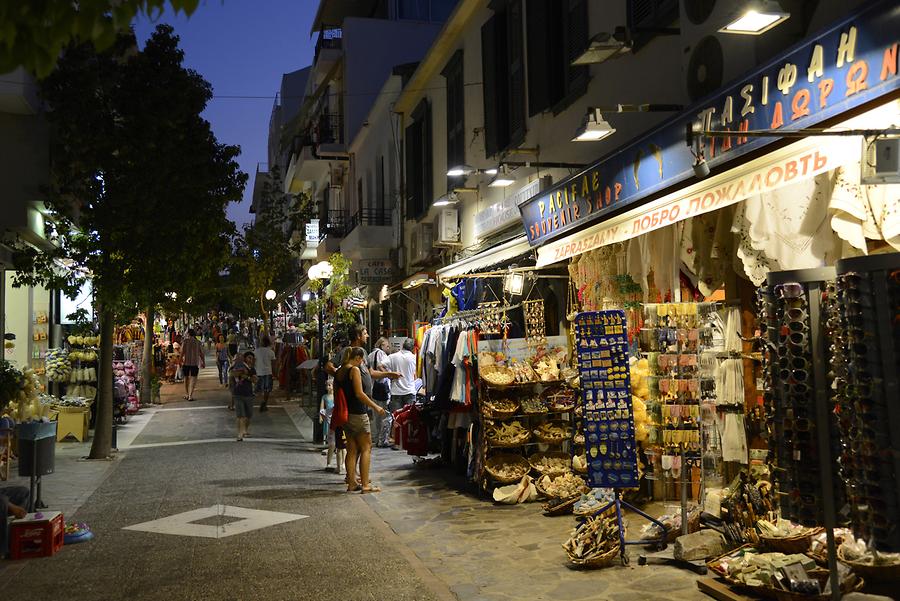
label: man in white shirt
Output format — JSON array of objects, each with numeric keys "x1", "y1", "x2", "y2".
[
  {"x1": 388, "y1": 338, "x2": 417, "y2": 410},
  {"x1": 255, "y1": 335, "x2": 278, "y2": 412}
]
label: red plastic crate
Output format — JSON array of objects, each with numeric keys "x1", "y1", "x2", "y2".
[{"x1": 9, "y1": 512, "x2": 64, "y2": 559}]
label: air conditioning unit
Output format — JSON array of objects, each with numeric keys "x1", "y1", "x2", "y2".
[
  {"x1": 680, "y1": 0, "x2": 759, "y2": 104},
  {"x1": 410, "y1": 222, "x2": 433, "y2": 265},
  {"x1": 434, "y1": 208, "x2": 460, "y2": 247}
]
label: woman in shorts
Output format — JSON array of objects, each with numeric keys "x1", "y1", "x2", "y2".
[{"x1": 335, "y1": 347, "x2": 387, "y2": 493}]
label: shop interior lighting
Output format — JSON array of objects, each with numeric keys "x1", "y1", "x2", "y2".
[
  {"x1": 720, "y1": 1, "x2": 790, "y2": 35},
  {"x1": 433, "y1": 192, "x2": 459, "y2": 207},
  {"x1": 488, "y1": 165, "x2": 516, "y2": 187},
  {"x1": 572, "y1": 109, "x2": 616, "y2": 142},
  {"x1": 265, "y1": 289, "x2": 277, "y2": 300},
  {"x1": 403, "y1": 273, "x2": 433, "y2": 289},
  {"x1": 504, "y1": 272, "x2": 525, "y2": 296},
  {"x1": 447, "y1": 164, "x2": 475, "y2": 177}
]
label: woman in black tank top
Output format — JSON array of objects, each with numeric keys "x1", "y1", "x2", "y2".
[{"x1": 335, "y1": 347, "x2": 388, "y2": 493}]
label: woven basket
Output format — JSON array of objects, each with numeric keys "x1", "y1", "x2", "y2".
[
  {"x1": 771, "y1": 572, "x2": 864, "y2": 601},
  {"x1": 533, "y1": 420, "x2": 570, "y2": 444},
  {"x1": 566, "y1": 544, "x2": 621, "y2": 568},
  {"x1": 484, "y1": 453, "x2": 531, "y2": 484},
  {"x1": 536, "y1": 474, "x2": 590, "y2": 499},
  {"x1": 529, "y1": 451, "x2": 572, "y2": 476},
  {"x1": 541, "y1": 385, "x2": 576, "y2": 411},
  {"x1": 542, "y1": 495, "x2": 579, "y2": 516},
  {"x1": 480, "y1": 365, "x2": 516, "y2": 387},
  {"x1": 481, "y1": 399, "x2": 518, "y2": 419},
  {"x1": 486, "y1": 429, "x2": 531, "y2": 448},
  {"x1": 760, "y1": 528, "x2": 822, "y2": 554},
  {"x1": 837, "y1": 546, "x2": 900, "y2": 582}
]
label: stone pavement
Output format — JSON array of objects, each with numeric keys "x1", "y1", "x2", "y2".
[{"x1": 1, "y1": 356, "x2": 708, "y2": 601}]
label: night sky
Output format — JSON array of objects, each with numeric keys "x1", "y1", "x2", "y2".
[{"x1": 133, "y1": 1, "x2": 318, "y2": 228}]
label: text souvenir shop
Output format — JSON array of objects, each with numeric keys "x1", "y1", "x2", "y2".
[
  {"x1": 511, "y1": 0, "x2": 899, "y2": 596},
  {"x1": 391, "y1": 2, "x2": 899, "y2": 598}
]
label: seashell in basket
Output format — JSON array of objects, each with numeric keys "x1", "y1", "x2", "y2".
[
  {"x1": 533, "y1": 421, "x2": 570, "y2": 442},
  {"x1": 482, "y1": 397, "x2": 518, "y2": 417},
  {"x1": 480, "y1": 365, "x2": 516, "y2": 386},
  {"x1": 529, "y1": 452, "x2": 571, "y2": 476},
  {"x1": 485, "y1": 454, "x2": 531, "y2": 484}
]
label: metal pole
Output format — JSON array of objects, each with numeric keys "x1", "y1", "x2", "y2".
[{"x1": 314, "y1": 289, "x2": 326, "y2": 444}]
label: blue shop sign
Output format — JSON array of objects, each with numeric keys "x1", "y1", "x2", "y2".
[{"x1": 519, "y1": 0, "x2": 900, "y2": 247}]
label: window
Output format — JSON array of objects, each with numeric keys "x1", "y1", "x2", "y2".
[
  {"x1": 481, "y1": 0, "x2": 525, "y2": 157},
  {"x1": 627, "y1": 0, "x2": 679, "y2": 49},
  {"x1": 442, "y1": 50, "x2": 465, "y2": 189},
  {"x1": 377, "y1": 155, "x2": 385, "y2": 213},
  {"x1": 526, "y1": 0, "x2": 589, "y2": 116},
  {"x1": 404, "y1": 99, "x2": 432, "y2": 219},
  {"x1": 357, "y1": 177, "x2": 364, "y2": 216}
]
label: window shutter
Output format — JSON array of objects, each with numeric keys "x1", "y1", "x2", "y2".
[
  {"x1": 552, "y1": 0, "x2": 589, "y2": 114},
  {"x1": 481, "y1": 18, "x2": 499, "y2": 157},
  {"x1": 405, "y1": 120, "x2": 421, "y2": 217},
  {"x1": 627, "y1": 0, "x2": 678, "y2": 49},
  {"x1": 506, "y1": 0, "x2": 526, "y2": 148},
  {"x1": 423, "y1": 100, "x2": 433, "y2": 214},
  {"x1": 526, "y1": 0, "x2": 551, "y2": 116},
  {"x1": 443, "y1": 50, "x2": 465, "y2": 189}
]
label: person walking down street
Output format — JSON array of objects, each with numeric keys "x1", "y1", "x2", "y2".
[
  {"x1": 368, "y1": 337, "x2": 393, "y2": 448},
  {"x1": 215, "y1": 334, "x2": 229, "y2": 388},
  {"x1": 255, "y1": 335, "x2": 277, "y2": 412},
  {"x1": 335, "y1": 347, "x2": 387, "y2": 493},
  {"x1": 180, "y1": 328, "x2": 205, "y2": 401},
  {"x1": 230, "y1": 351, "x2": 257, "y2": 441},
  {"x1": 388, "y1": 338, "x2": 418, "y2": 448}
]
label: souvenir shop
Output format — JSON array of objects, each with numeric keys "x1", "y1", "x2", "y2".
[{"x1": 393, "y1": 5, "x2": 900, "y2": 598}]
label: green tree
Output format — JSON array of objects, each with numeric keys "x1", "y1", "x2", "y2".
[
  {"x1": 238, "y1": 166, "x2": 300, "y2": 329},
  {"x1": 10, "y1": 26, "x2": 245, "y2": 459},
  {"x1": 0, "y1": 1, "x2": 201, "y2": 77}
]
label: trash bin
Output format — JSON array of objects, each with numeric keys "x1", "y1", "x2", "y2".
[{"x1": 17, "y1": 421, "x2": 57, "y2": 477}]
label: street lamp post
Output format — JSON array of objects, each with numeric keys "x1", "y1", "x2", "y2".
[{"x1": 307, "y1": 261, "x2": 334, "y2": 445}]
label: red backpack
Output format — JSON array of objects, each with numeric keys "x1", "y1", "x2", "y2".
[{"x1": 331, "y1": 385, "x2": 349, "y2": 430}]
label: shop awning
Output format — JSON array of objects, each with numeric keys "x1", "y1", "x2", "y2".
[
  {"x1": 535, "y1": 134, "x2": 860, "y2": 267},
  {"x1": 436, "y1": 236, "x2": 532, "y2": 280}
]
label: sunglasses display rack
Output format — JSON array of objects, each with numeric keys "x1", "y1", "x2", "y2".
[
  {"x1": 764, "y1": 266, "x2": 842, "y2": 601},
  {"x1": 834, "y1": 253, "x2": 900, "y2": 553},
  {"x1": 574, "y1": 310, "x2": 668, "y2": 566}
]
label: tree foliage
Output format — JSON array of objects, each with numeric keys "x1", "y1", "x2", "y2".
[
  {"x1": 0, "y1": 1, "x2": 201, "y2": 77},
  {"x1": 307, "y1": 252, "x2": 357, "y2": 330},
  {"x1": 10, "y1": 25, "x2": 245, "y2": 458}
]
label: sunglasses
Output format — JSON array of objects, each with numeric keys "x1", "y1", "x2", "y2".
[{"x1": 775, "y1": 282, "x2": 805, "y2": 299}]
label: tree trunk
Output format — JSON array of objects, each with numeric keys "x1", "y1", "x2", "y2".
[
  {"x1": 88, "y1": 303, "x2": 116, "y2": 459},
  {"x1": 141, "y1": 305, "x2": 154, "y2": 406}
]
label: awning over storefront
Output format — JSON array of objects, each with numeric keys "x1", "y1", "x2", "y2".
[
  {"x1": 436, "y1": 235, "x2": 532, "y2": 280},
  {"x1": 535, "y1": 100, "x2": 897, "y2": 267},
  {"x1": 536, "y1": 136, "x2": 855, "y2": 267}
]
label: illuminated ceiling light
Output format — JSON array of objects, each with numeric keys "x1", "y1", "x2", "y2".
[
  {"x1": 301, "y1": 292, "x2": 311, "y2": 302},
  {"x1": 403, "y1": 273, "x2": 433, "y2": 289},
  {"x1": 483, "y1": 167, "x2": 498, "y2": 176},
  {"x1": 572, "y1": 109, "x2": 616, "y2": 142},
  {"x1": 571, "y1": 28, "x2": 632, "y2": 65},
  {"x1": 447, "y1": 164, "x2": 475, "y2": 177},
  {"x1": 488, "y1": 165, "x2": 515, "y2": 187},
  {"x1": 720, "y1": 2, "x2": 790, "y2": 35}
]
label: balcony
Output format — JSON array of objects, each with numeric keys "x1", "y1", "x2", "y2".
[
  {"x1": 314, "y1": 28, "x2": 342, "y2": 65},
  {"x1": 284, "y1": 113, "x2": 346, "y2": 192},
  {"x1": 312, "y1": 28, "x2": 342, "y2": 87},
  {"x1": 316, "y1": 209, "x2": 346, "y2": 261},
  {"x1": 340, "y1": 208, "x2": 395, "y2": 261}
]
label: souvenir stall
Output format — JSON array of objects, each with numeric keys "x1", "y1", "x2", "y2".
[{"x1": 510, "y1": 3, "x2": 900, "y2": 593}]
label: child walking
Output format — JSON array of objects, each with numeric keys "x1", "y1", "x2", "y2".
[
  {"x1": 319, "y1": 380, "x2": 344, "y2": 473},
  {"x1": 230, "y1": 351, "x2": 257, "y2": 441}
]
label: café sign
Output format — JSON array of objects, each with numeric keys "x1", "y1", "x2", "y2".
[
  {"x1": 519, "y1": 0, "x2": 900, "y2": 247},
  {"x1": 356, "y1": 259, "x2": 394, "y2": 285}
]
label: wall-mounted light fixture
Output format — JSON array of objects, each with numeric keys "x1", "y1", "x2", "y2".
[
  {"x1": 301, "y1": 291, "x2": 311, "y2": 302},
  {"x1": 488, "y1": 165, "x2": 515, "y2": 188},
  {"x1": 572, "y1": 109, "x2": 616, "y2": 142},
  {"x1": 572, "y1": 27, "x2": 633, "y2": 65},
  {"x1": 504, "y1": 272, "x2": 525, "y2": 296},
  {"x1": 433, "y1": 191, "x2": 459, "y2": 207},
  {"x1": 447, "y1": 164, "x2": 475, "y2": 177},
  {"x1": 720, "y1": 1, "x2": 790, "y2": 35}
]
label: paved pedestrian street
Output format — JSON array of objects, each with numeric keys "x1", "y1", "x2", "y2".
[{"x1": 1, "y1": 362, "x2": 701, "y2": 601}]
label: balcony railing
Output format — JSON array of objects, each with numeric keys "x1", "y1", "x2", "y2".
[
  {"x1": 314, "y1": 28, "x2": 342, "y2": 64},
  {"x1": 293, "y1": 113, "x2": 344, "y2": 151},
  {"x1": 346, "y1": 208, "x2": 392, "y2": 234},
  {"x1": 322, "y1": 209, "x2": 347, "y2": 239}
]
